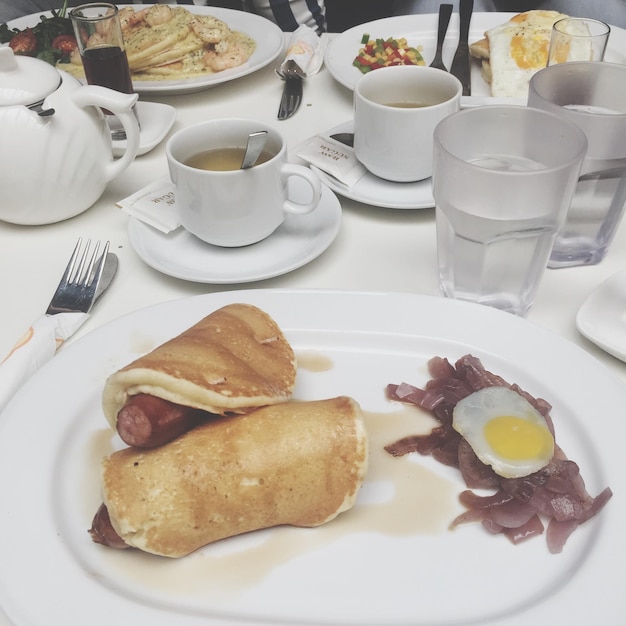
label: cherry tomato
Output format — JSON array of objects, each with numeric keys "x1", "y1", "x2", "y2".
[
  {"x1": 51, "y1": 34, "x2": 78, "y2": 54},
  {"x1": 9, "y1": 28, "x2": 37, "y2": 54}
]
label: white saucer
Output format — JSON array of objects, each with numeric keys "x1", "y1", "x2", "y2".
[
  {"x1": 576, "y1": 268, "x2": 626, "y2": 362},
  {"x1": 127, "y1": 180, "x2": 341, "y2": 283},
  {"x1": 112, "y1": 101, "x2": 176, "y2": 158},
  {"x1": 311, "y1": 121, "x2": 435, "y2": 210}
]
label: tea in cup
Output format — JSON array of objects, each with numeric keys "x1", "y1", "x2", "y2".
[{"x1": 166, "y1": 119, "x2": 322, "y2": 247}]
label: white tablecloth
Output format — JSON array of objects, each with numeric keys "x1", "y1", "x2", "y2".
[{"x1": 2, "y1": 57, "x2": 625, "y2": 380}]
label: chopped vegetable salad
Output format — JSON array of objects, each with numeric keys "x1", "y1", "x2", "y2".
[{"x1": 353, "y1": 34, "x2": 425, "y2": 73}]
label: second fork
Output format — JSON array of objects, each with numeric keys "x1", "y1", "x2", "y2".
[{"x1": 430, "y1": 4, "x2": 453, "y2": 71}]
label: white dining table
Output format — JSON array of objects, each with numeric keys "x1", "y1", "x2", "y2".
[
  {"x1": 1, "y1": 28, "x2": 626, "y2": 626},
  {"x1": 1, "y1": 45, "x2": 625, "y2": 385}
]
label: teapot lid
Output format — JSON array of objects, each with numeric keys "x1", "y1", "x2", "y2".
[{"x1": 0, "y1": 47, "x2": 62, "y2": 107}]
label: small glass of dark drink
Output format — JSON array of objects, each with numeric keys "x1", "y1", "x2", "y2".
[{"x1": 70, "y1": 3, "x2": 137, "y2": 135}]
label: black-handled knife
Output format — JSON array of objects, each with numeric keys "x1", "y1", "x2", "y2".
[{"x1": 450, "y1": 0, "x2": 474, "y2": 96}]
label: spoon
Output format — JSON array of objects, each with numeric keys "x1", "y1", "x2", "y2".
[
  {"x1": 429, "y1": 4, "x2": 453, "y2": 71},
  {"x1": 241, "y1": 130, "x2": 269, "y2": 169},
  {"x1": 330, "y1": 132, "x2": 354, "y2": 148}
]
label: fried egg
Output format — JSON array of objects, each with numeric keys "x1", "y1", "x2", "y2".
[
  {"x1": 452, "y1": 386, "x2": 555, "y2": 478},
  {"x1": 484, "y1": 10, "x2": 569, "y2": 98}
]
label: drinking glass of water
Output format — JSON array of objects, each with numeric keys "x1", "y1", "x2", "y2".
[
  {"x1": 432, "y1": 106, "x2": 587, "y2": 317},
  {"x1": 528, "y1": 62, "x2": 626, "y2": 268},
  {"x1": 548, "y1": 17, "x2": 610, "y2": 65}
]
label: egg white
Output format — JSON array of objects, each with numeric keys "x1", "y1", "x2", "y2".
[
  {"x1": 485, "y1": 10, "x2": 568, "y2": 98},
  {"x1": 453, "y1": 386, "x2": 555, "y2": 479}
]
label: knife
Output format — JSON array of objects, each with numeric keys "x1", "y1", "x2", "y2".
[
  {"x1": 450, "y1": 0, "x2": 474, "y2": 96},
  {"x1": 0, "y1": 245, "x2": 118, "y2": 413},
  {"x1": 277, "y1": 59, "x2": 304, "y2": 120}
]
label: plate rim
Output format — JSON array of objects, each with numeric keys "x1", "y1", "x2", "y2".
[
  {"x1": 324, "y1": 11, "x2": 626, "y2": 97},
  {"x1": 0, "y1": 289, "x2": 622, "y2": 626},
  {"x1": 127, "y1": 182, "x2": 342, "y2": 283},
  {"x1": 6, "y1": 4, "x2": 285, "y2": 96},
  {"x1": 576, "y1": 268, "x2": 626, "y2": 362},
  {"x1": 312, "y1": 120, "x2": 435, "y2": 209}
]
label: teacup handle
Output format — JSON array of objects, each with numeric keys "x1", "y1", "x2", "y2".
[
  {"x1": 280, "y1": 163, "x2": 322, "y2": 215},
  {"x1": 70, "y1": 85, "x2": 140, "y2": 182}
]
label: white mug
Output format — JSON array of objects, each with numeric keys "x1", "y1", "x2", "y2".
[
  {"x1": 354, "y1": 65, "x2": 462, "y2": 182},
  {"x1": 166, "y1": 118, "x2": 322, "y2": 247}
]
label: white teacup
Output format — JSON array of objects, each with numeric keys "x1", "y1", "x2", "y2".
[
  {"x1": 166, "y1": 119, "x2": 322, "y2": 247},
  {"x1": 353, "y1": 65, "x2": 462, "y2": 183}
]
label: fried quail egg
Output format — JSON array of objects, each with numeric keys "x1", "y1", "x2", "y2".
[
  {"x1": 453, "y1": 386, "x2": 555, "y2": 478},
  {"x1": 485, "y1": 10, "x2": 569, "y2": 98}
]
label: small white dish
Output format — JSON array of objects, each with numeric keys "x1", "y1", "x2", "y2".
[
  {"x1": 310, "y1": 122, "x2": 434, "y2": 209},
  {"x1": 128, "y1": 180, "x2": 341, "y2": 283},
  {"x1": 576, "y1": 268, "x2": 626, "y2": 362},
  {"x1": 112, "y1": 101, "x2": 176, "y2": 158}
]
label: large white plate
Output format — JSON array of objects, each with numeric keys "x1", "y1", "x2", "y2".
[
  {"x1": 0, "y1": 290, "x2": 622, "y2": 625},
  {"x1": 128, "y1": 180, "x2": 342, "y2": 283},
  {"x1": 576, "y1": 268, "x2": 626, "y2": 362},
  {"x1": 7, "y1": 5, "x2": 284, "y2": 95},
  {"x1": 325, "y1": 12, "x2": 626, "y2": 105}
]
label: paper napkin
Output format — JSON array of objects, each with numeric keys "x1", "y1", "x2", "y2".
[
  {"x1": 0, "y1": 312, "x2": 88, "y2": 413},
  {"x1": 280, "y1": 24, "x2": 327, "y2": 76}
]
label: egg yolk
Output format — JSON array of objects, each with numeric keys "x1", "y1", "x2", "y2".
[
  {"x1": 484, "y1": 415, "x2": 554, "y2": 460},
  {"x1": 511, "y1": 34, "x2": 549, "y2": 69}
]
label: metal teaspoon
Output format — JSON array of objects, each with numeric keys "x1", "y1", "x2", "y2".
[{"x1": 240, "y1": 130, "x2": 269, "y2": 169}]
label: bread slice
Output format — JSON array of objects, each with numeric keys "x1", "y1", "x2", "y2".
[
  {"x1": 101, "y1": 303, "x2": 297, "y2": 428},
  {"x1": 101, "y1": 397, "x2": 369, "y2": 557}
]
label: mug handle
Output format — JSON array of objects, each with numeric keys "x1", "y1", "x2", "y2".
[{"x1": 280, "y1": 163, "x2": 322, "y2": 215}]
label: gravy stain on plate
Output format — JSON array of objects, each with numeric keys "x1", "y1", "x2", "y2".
[{"x1": 295, "y1": 351, "x2": 334, "y2": 373}]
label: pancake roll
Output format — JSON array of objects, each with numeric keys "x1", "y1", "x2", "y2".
[{"x1": 96, "y1": 397, "x2": 369, "y2": 558}]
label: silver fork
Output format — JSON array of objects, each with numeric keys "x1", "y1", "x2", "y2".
[
  {"x1": 430, "y1": 4, "x2": 453, "y2": 71},
  {"x1": 46, "y1": 238, "x2": 110, "y2": 315},
  {"x1": 277, "y1": 60, "x2": 304, "y2": 120}
]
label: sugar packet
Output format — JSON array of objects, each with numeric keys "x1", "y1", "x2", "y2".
[
  {"x1": 117, "y1": 177, "x2": 180, "y2": 233},
  {"x1": 294, "y1": 134, "x2": 367, "y2": 187}
]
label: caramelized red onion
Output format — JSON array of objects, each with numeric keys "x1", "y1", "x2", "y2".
[{"x1": 385, "y1": 354, "x2": 612, "y2": 553}]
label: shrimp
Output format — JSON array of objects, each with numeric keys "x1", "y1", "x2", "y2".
[
  {"x1": 144, "y1": 5, "x2": 174, "y2": 27},
  {"x1": 86, "y1": 32, "x2": 109, "y2": 48},
  {"x1": 118, "y1": 6, "x2": 144, "y2": 31},
  {"x1": 203, "y1": 40, "x2": 250, "y2": 72},
  {"x1": 69, "y1": 47, "x2": 82, "y2": 65},
  {"x1": 190, "y1": 16, "x2": 230, "y2": 44},
  {"x1": 119, "y1": 5, "x2": 173, "y2": 31}
]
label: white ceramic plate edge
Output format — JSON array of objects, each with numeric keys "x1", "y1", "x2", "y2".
[
  {"x1": 6, "y1": 5, "x2": 285, "y2": 95},
  {"x1": 576, "y1": 268, "x2": 626, "y2": 362},
  {"x1": 324, "y1": 12, "x2": 626, "y2": 100},
  {"x1": 127, "y1": 182, "x2": 342, "y2": 283},
  {"x1": 0, "y1": 290, "x2": 622, "y2": 626},
  {"x1": 310, "y1": 120, "x2": 435, "y2": 209},
  {"x1": 112, "y1": 101, "x2": 176, "y2": 157}
]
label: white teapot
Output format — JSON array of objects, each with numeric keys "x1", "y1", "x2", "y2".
[{"x1": 0, "y1": 46, "x2": 140, "y2": 225}]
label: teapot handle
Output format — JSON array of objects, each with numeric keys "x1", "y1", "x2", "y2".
[{"x1": 70, "y1": 86, "x2": 140, "y2": 182}]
